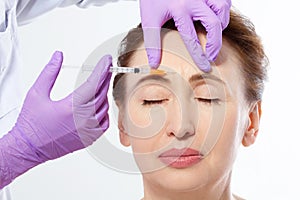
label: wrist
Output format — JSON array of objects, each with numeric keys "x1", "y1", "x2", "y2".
[{"x1": 0, "y1": 125, "x2": 43, "y2": 189}]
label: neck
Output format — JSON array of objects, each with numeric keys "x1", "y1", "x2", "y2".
[{"x1": 142, "y1": 173, "x2": 234, "y2": 200}]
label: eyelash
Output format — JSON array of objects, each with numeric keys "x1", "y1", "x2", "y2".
[
  {"x1": 142, "y1": 99, "x2": 168, "y2": 105},
  {"x1": 142, "y1": 98, "x2": 220, "y2": 106},
  {"x1": 196, "y1": 98, "x2": 221, "y2": 105}
]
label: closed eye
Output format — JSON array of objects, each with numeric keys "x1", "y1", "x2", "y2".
[
  {"x1": 142, "y1": 99, "x2": 168, "y2": 105},
  {"x1": 196, "y1": 98, "x2": 221, "y2": 105}
]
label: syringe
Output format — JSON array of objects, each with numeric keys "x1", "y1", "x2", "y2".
[
  {"x1": 62, "y1": 65, "x2": 169, "y2": 75},
  {"x1": 109, "y1": 66, "x2": 168, "y2": 75}
]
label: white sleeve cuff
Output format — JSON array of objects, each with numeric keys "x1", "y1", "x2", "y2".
[{"x1": 59, "y1": 0, "x2": 121, "y2": 8}]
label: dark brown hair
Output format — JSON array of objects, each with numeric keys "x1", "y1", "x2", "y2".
[{"x1": 113, "y1": 9, "x2": 268, "y2": 104}]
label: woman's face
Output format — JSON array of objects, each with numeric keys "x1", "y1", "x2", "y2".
[{"x1": 116, "y1": 31, "x2": 261, "y2": 191}]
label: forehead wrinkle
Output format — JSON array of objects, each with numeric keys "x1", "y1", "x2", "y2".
[{"x1": 134, "y1": 74, "x2": 171, "y2": 87}]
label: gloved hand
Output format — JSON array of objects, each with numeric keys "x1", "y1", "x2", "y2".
[
  {"x1": 140, "y1": 0, "x2": 231, "y2": 72},
  {"x1": 0, "y1": 51, "x2": 112, "y2": 189}
]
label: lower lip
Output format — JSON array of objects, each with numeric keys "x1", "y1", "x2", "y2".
[{"x1": 159, "y1": 155, "x2": 202, "y2": 169}]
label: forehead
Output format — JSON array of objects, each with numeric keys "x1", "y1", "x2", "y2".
[{"x1": 124, "y1": 31, "x2": 244, "y2": 95}]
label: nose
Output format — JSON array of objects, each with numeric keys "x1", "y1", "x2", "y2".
[{"x1": 166, "y1": 98, "x2": 197, "y2": 140}]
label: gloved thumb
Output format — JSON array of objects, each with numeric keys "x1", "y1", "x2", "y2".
[
  {"x1": 143, "y1": 27, "x2": 162, "y2": 68},
  {"x1": 33, "y1": 51, "x2": 63, "y2": 97}
]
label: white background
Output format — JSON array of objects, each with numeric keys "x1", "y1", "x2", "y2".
[{"x1": 9, "y1": 0, "x2": 300, "y2": 199}]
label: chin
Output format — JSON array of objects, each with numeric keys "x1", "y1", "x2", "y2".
[{"x1": 143, "y1": 164, "x2": 212, "y2": 192}]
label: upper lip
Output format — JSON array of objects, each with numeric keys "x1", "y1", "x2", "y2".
[{"x1": 159, "y1": 148, "x2": 202, "y2": 157}]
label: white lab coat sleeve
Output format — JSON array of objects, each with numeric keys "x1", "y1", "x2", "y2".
[
  {"x1": 0, "y1": 187, "x2": 11, "y2": 200},
  {"x1": 16, "y1": 0, "x2": 126, "y2": 25}
]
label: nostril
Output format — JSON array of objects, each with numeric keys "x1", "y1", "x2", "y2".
[{"x1": 166, "y1": 125, "x2": 195, "y2": 139}]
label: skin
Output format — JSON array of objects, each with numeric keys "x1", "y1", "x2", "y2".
[{"x1": 115, "y1": 31, "x2": 261, "y2": 200}]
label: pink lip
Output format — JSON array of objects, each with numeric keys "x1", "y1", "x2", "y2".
[{"x1": 158, "y1": 148, "x2": 203, "y2": 169}]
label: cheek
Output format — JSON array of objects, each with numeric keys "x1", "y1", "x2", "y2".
[
  {"x1": 192, "y1": 102, "x2": 245, "y2": 158},
  {"x1": 124, "y1": 96, "x2": 168, "y2": 144},
  {"x1": 191, "y1": 104, "x2": 245, "y2": 178},
  {"x1": 124, "y1": 98, "x2": 180, "y2": 154},
  {"x1": 127, "y1": 100, "x2": 152, "y2": 127},
  {"x1": 130, "y1": 138, "x2": 153, "y2": 153},
  {"x1": 192, "y1": 102, "x2": 228, "y2": 155},
  {"x1": 209, "y1": 103, "x2": 245, "y2": 159},
  {"x1": 127, "y1": 106, "x2": 167, "y2": 137},
  {"x1": 220, "y1": 101, "x2": 248, "y2": 147}
]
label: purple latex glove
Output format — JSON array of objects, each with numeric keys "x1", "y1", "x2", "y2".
[
  {"x1": 0, "y1": 51, "x2": 112, "y2": 189},
  {"x1": 140, "y1": 0, "x2": 231, "y2": 72}
]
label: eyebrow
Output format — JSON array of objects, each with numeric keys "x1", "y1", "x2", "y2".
[
  {"x1": 189, "y1": 73, "x2": 225, "y2": 85},
  {"x1": 133, "y1": 73, "x2": 225, "y2": 88},
  {"x1": 135, "y1": 74, "x2": 171, "y2": 86}
]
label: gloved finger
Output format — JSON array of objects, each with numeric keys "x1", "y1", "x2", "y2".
[
  {"x1": 77, "y1": 118, "x2": 106, "y2": 146},
  {"x1": 94, "y1": 62, "x2": 112, "y2": 93},
  {"x1": 33, "y1": 51, "x2": 63, "y2": 97},
  {"x1": 143, "y1": 27, "x2": 162, "y2": 69},
  {"x1": 192, "y1": 3, "x2": 222, "y2": 62},
  {"x1": 173, "y1": 14, "x2": 211, "y2": 72},
  {"x1": 140, "y1": 0, "x2": 169, "y2": 68},
  {"x1": 93, "y1": 75, "x2": 111, "y2": 109},
  {"x1": 71, "y1": 55, "x2": 112, "y2": 105},
  {"x1": 99, "y1": 113, "x2": 109, "y2": 132},
  {"x1": 71, "y1": 73, "x2": 110, "y2": 122},
  {"x1": 80, "y1": 106, "x2": 109, "y2": 145},
  {"x1": 205, "y1": 0, "x2": 231, "y2": 29},
  {"x1": 95, "y1": 98, "x2": 109, "y2": 123},
  {"x1": 77, "y1": 69, "x2": 111, "y2": 113},
  {"x1": 86, "y1": 55, "x2": 112, "y2": 95}
]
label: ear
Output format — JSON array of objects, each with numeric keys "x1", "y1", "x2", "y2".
[
  {"x1": 118, "y1": 109, "x2": 131, "y2": 147},
  {"x1": 242, "y1": 101, "x2": 262, "y2": 147}
]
